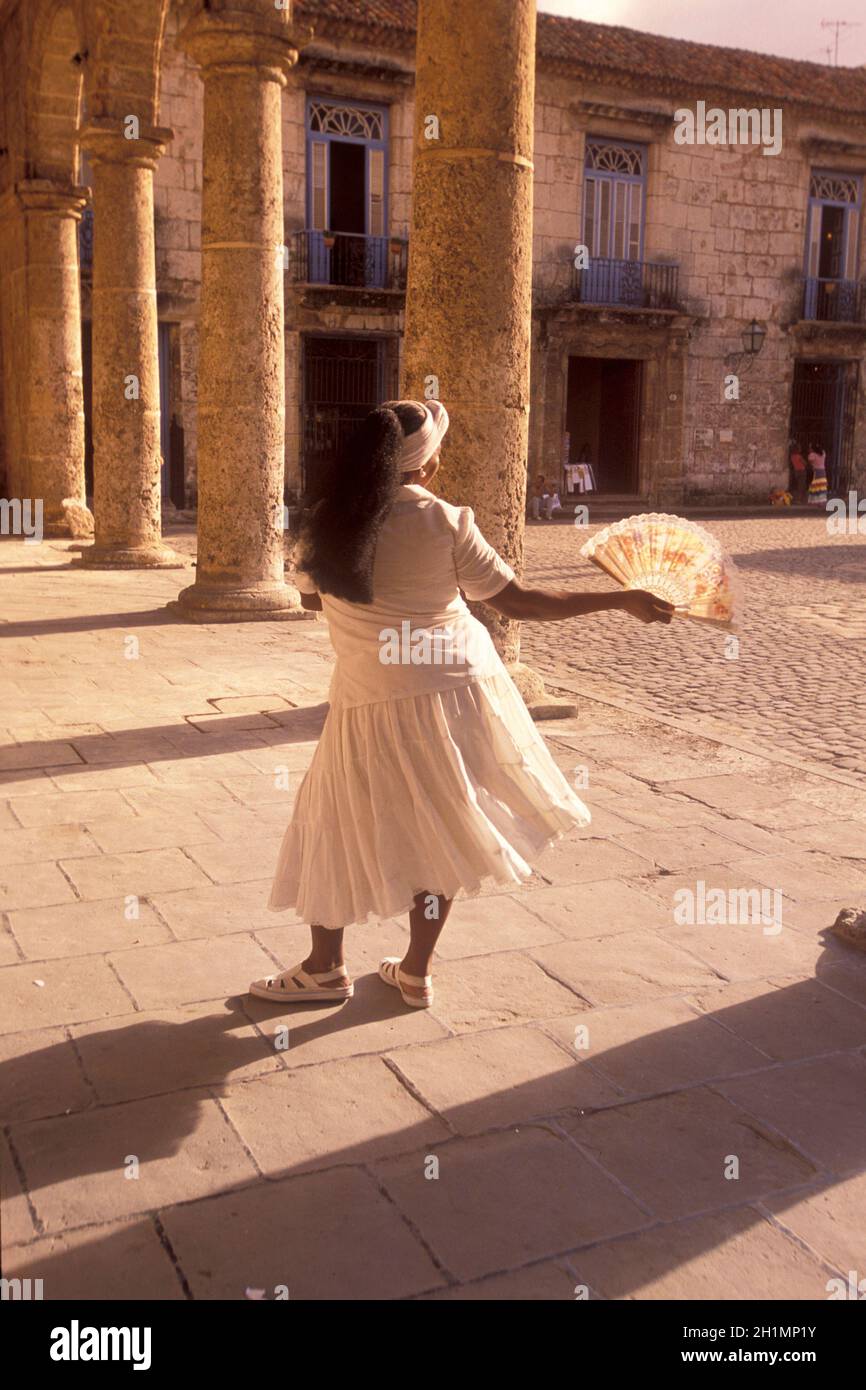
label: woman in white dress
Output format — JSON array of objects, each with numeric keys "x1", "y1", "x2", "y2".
[{"x1": 251, "y1": 400, "x2": 672, "y2": 1008}]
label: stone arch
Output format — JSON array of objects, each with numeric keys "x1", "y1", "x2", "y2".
[
  {"x1": 25, "y1": 0, "x2": 88, "y2": 183},
  {"x1": 83, "y1": 0, "x2": 171, "y2": 127}
]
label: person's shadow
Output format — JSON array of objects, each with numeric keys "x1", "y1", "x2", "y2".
[{"x1": 4, "y1": 926, "x2": 866, "y2": 1299}]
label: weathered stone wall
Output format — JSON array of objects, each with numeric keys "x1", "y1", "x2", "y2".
[
  {"x1": 151, "y1": 18, "x2": 866, "y2": 508},
  {"x1": 529, "y1": 71, "x2": 866, "y2": 503},
  {"x1": 7, "y1": 0, "x2": 863, "y2": 509}
]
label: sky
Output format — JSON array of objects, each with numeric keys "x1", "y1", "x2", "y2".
[{"x1": 539, "y1": 0, "x2": 866, "y2": 66}]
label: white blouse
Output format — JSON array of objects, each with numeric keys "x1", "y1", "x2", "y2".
[{"x1": 294, "y1": 483, "x2": 515, "y2": 709}]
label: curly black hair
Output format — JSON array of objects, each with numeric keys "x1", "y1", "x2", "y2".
[{"x1": 301, "y1": 401, "x2": 427, "y2": 603}]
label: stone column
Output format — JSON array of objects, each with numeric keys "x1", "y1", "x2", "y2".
[
  {"x1": 77, "y1": 119, "x2": 183, "y2": 568},
  {"x1": 170, "y1": 2, "x2": 305, "y2": 620},
  {"x1": 401, "y1": 0, "x2": 546, "y2": 703},
  {"x1": 0, "y1": 189, "x2": 30, "y2": 506},
  {"x1": 16, "y1": 180, "x2": 90, "y2": 535}
]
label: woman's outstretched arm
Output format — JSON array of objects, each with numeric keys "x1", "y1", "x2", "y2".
[{"x1": 485, "y1": 580, "x2": 673, "y2": 625}]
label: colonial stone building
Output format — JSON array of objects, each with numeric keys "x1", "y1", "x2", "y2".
[{"x1": 2, "y1": 0, "x2": 866, "y2": 527}]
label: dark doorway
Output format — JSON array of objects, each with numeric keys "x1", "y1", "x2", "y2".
[
  {"x1": 329, "y1": 142, "x2": 365, "y2": 235},
  {"x1": 790, "y1": 359, "x2": 859, "y2": 496},
  {"x1": 566, "y1": 356, "x2": 642, "y2": 494},
  {"x1": 329, "y1": 142, "x2": 367, "y2": 286},
  {"x1": 817, "y1": 205, "x2": 845, "y2": 280},
  {"x1": 301, "y1": 334, "x2": 399, "y2": 496}
]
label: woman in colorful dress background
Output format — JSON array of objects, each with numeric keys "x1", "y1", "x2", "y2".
[{"x1": 807, "y1": 442, "x2": 828, "y2": 504}]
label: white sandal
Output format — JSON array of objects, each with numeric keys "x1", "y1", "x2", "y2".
[
  {"x1": 379, "y1": 957, "x2": 434, "y2": 1009},
  {"x1": 248, "y1": 962, "x2": 353, "y2": 1003}
]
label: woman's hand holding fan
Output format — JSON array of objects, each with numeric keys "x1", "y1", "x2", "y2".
[
  {"x1": 580, "y1": 513, "x2": 738, "y2": 628},
  {"x1": 620, "y1": 589, "x2": 676, "y2": 624}
]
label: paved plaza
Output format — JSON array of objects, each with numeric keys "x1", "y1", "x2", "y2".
[
  {"x1": 1, "y1": 514, "x2": 866, "y2": 1300},
  {"x1": 524, "y1": 512, "x2": 866, "y2": 778}
]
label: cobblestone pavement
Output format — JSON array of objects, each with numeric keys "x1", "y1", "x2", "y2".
[
  {"x1": 2, "y1": 529, "x2": 866, "y2": 1301},
  {"x1": 522, "y1": 514, "x2": 866, "y2": 781}
]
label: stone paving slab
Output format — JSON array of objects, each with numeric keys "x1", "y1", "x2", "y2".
[
  {"x1": 12, "y1": 1090, "x2": 260, "y2": 1233},
  {"x1": 717, "y1": 1053, "x2": 866, "y2": 1173},
  {"x1": 562, "y1": 1087, "x2": 817, "y2": 1220},
  {"x1": 515, "y1": 879, "x2": 674, "y2": 939},
  {"x1": 688, "y1": 977, "x2": 866, "y2": 1061},
  {"x1": 421, "y1": 1258, "x2": 578, "y2": 1300},
  {"x1": 0, "y1": 955, "x2": 133, "y2": 1034},
  {"x1": 569, "y1": 1207, "x2": 836, "y2": 1300},
  {"x1": 764, "y1": 1171, "x2": 866, "y2": 1276},
  {"x1": 2, "y1": 526, "x2": 866, "y2": 1300},
  {"x1": 386, "y1": 1024, "x2": 618, "y2": 1131},
  {"x1": 540, "y1": 997, "x2": 768, "y2": 1095},
  {"x1": 107, "y1": 936, "x2": 277, "y2": 1010},
  {"x1": 219, "y1": 1056, "x2": 451, "y2": 1173},
  {"x1": 532, "y1": 932, "x2": 722, "y2": 1006},
  {"x1": 2, "y1": 1220, "x2": 186, "y2": 1301},
  {"x1": 8, "y1": 896, "x2": 172, "y2": 959},
  {"x1": 70, "y1": 1004, "x2": 283, "y2": 1106},
  {"x1": 160, "y1": 1167, "x2": 445, "y2": 1300},
  {"x1": 373, "y1": 1126, "x2": 650, "y2": 1282},
  {"x1": 1, "y1": 1135, "x2": 38, "y2": 1246}
]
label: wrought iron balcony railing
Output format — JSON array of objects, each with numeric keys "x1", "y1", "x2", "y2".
[
  {"x1": 574, "y1": 256, "x2": 680, "y2": 310},
  {"x1": 802, "y1": 276, "x2": 866, "y2": 324},
  {"x1": 289, "y1": 229, "x2": 408, "y2": 291}
]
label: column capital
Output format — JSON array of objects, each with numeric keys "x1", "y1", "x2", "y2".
[
  {"x1": 178, "y1": 5, "x2": 311, "y2": 83},
  {"x1": 15, "y1": 178, "x2": 90, "y2": 220},
  {"x1": 78, "y1": 119, "x2": 173, "y2": 169}
]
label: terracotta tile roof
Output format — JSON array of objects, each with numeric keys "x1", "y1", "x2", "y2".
[
  {"x1": 296, "y1": 0, "x2": 414, "y2": 34},
  {"x1": 538, "y1": 14, "x2": 866, "y2": 112},
  {"x1": 295, "y1": 0, "x2": 866, "y2": 115}
]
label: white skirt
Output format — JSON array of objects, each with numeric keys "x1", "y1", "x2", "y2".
[{"x1": 268, "y1": 668, "x2": 591, "y2": 928}]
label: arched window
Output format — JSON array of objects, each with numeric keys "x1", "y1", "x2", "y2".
[
  {"x1": 805, "y1": 168, "x2": 862, "y2": 318},
  {"x1": 305, "y1": 98, "x2": 390, "y2": 287},
  {"x1": 309, "y1": 101, "x2": 385, "y2": 142},
  {"x1": 583, "y1": 139, "x2": 646, "y2": 264}
]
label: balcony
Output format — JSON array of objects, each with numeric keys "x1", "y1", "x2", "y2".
[
  {"x1": 802, "y1": 276, "x2": 866, "y2": 324},
  {"x1": 575, "y1": 257, "x2": 680, "y2": 310},
  {"x1": 288, "y1": 230, "x2": 408, "y2": 292}
]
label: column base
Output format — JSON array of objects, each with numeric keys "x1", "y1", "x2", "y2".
[
  {"x1": 42, "y1": 500, "x2": 95, "y2": 541},
  {"x1": 167, "y1": 577, "x2": 312, "y2": 623},
  {"x1": 507, "y1": 661, "x2": 546, "y2": 705},
  {"x1": 506, "y1": 661, "x2": 579, "y2": 721},
  {"x1": 74, "y1": 542, "x2": 189, "y2": 570}
]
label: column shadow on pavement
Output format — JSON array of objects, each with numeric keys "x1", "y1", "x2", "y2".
[{"x1": 4, "y1": 928, "x2": 866, "y2": 1298}]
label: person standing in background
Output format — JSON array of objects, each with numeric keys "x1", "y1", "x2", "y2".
[
  {"x1": 788, "y1": 439, "x2": 808, "y2": 505},
  {"x1": 528, "y1": 471, "x2": 546, "y2": 521},
  {"x1": 807, "y1": 443, "x2": 828, "y2": 505}
]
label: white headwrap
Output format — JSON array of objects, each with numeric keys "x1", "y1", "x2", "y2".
[{"x1": 397, "y1": 399, "x2": 449, "y2": 473}]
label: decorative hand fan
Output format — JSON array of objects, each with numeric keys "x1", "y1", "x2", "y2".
[{"x1": 580, "y1": 513, "x2": 738, "y2": 627}]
